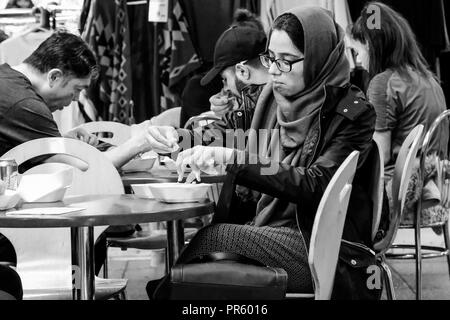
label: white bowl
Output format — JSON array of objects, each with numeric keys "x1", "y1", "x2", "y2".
[
  {"x1": 0, "y1": 190, "x2": 21, "y2": 210},
  {"x1": 122, "y1": 157, "x2": 157, "y2": 173},
  {"x1": 147, "y1": 183, "x2": 211, "y2": 203},
  {"x1": 131, "y1": 184, "x2": 154, "y2": 199},
  {"x1": 17, "y1": 169, "x2": 73, "y2": 203},
  {"x1": 30, "y1": 186, "x2": 70, "y2": 203}
]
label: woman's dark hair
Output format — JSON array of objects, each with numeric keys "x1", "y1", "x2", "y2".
[
  {"x1": 23, "y1": 30, "x2": 98, "y2": 80},
  {"x1": 231, "y1": 8, "x2": 264, "y2": 33},
  {"x1": 271, "y1": 13, "x2": 304, "y2": 54},
  {"x1": 350, "y1": 2, "x2": 433, "y2": 80}
]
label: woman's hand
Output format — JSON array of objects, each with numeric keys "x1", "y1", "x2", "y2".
[{"x1": 176, "y1": 146, "x2": 234, "y2": 182}]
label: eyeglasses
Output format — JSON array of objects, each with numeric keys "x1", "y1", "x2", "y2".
[{"x1": 259, "y1": 54, "x2": 305, "y2": 73}]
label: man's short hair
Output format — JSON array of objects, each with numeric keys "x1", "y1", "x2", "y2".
[{"x1": 24, "y1": 30, "x2": 98, "y2": 79}]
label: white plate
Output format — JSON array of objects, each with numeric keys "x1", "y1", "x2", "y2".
[{"x1": 148, "y1": 183, "x2": 211, "y2": 203}]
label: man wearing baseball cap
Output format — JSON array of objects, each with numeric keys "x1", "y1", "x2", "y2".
[
  {"x1": 200, "y1": 25, "x2": 269, "y2": 118},
  {"x1": 144, "y1": 25, "x2": 270, "y2": 155}
]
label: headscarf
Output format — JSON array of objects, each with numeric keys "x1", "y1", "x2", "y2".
[{"x1": 249, "y1": 6, "x2": 351, "y2": 227}]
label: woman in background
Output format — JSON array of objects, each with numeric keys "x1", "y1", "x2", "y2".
[
  {"x1": 349, "y1": 1, "x2": 448, "y2": 177},
  {"x1": 349, "y1": 2, "x2": 449, "y2": 227}
]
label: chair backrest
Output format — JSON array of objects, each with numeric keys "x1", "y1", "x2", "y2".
[
  {"x1": 308, "y1": 151, "x2": 360, "y2": 300},
  {"x1": 77, "y1": 121, "x2": 131, "y2": 146},
  {"x1": 373, "y1": 125, "x2": 424, "y2": 254},
  {"x1": 0, "y1": 138, "x2": 124, "y2": 298},
  {"x1": 368, "y1": 140, "x2": 384, "y2": 242},
  {"x1": 415, "y1": 109, "x2": 450, "y2": 225}
]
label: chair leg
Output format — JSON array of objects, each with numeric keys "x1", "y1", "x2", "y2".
[
  {"x1": 119, "y1": 290, "x2": 127, "y2": 300},
  {"x1": 103, "y1": 243, "x2": 109, "y2": 279},
  {"x1": 443, "y1": 221, "x2": 450, "y2": 279},
  {"x1": 380, "y1": 256, "x2": 396, "y2": 300},
  {"x1": 414, "y1": 218, "x2": 422, "y2": 300}
]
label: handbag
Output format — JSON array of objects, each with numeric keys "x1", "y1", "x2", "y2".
[
  {"x1": 331, "y1": 240, "x2": 383, "y2": 300},
  {"x1": 170, "y1": 258, "x2": 288, "y2": 300}
]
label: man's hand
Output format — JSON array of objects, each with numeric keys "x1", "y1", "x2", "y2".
[
  {"x1": 176, "y1": 146, "x2": 234, "y2": 183},
  {"x1": 209, "y1": 91, "x2": 237, "y2": 117},
  {"x1": 131, "y1": 125, "x2": 179, "y2": 155},
  {"x1": 63, "y1": 127, "x2": 99, "y2": 146}
]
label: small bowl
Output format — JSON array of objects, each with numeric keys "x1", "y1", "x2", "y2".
[
  {"x1": 0, "y1": 190, "x2": 21, "y2": 210},
  {"x1": 18, "y1": 169, "x2": 73, "y2": 203},
  {"x1": 131, "y1": 184, "x2": 154, "y2": 199},
  {"x1": 30, "y1": 186, "x2": 70, "y2": 203},
  {"x1": 147, "y1": 183, "x2": 211, "y2": 203}
]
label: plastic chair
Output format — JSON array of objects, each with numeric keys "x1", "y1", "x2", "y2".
[
  {"x1": 367, "y1": 139, "x2": 385, "y2": 242},
  {"x1": 0, "y1": 137, "x2": 128, "y2": 300},
  {"x1": 76, "y1": 121, "x2": 131, "y2": 146},
  {"x1": 169, "y1": 151, "x2": 360, "y2": 300},
  {"x1": 287, "y1": 151, "x2": 359, "y2": 299},
  {"x1": 386, "y1": 110, "x2": 450, "y2": 300},
  {"x1": 373, "y1": 124, "x2": 425, "y2": 300}
]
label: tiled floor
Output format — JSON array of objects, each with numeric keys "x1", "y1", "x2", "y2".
[{"x1": 106, "y1": 227, "x2": 450, "y2": 300}]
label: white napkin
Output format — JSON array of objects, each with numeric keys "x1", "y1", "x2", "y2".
[{"x1": 6, "y1": 207, "x2": 85, "y2": 216}]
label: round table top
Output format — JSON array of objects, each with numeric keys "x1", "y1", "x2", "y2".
[
  {"x1": 0, "y1": 195, "x2": 215, "y2": 228},
  {"x1": 121, "y1": 169, "x2": 226, "y2": 186}
]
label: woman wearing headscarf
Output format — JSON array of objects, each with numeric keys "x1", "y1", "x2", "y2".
[{"x1": 149, "y1": 6, "x2": 377, "y2": 299}]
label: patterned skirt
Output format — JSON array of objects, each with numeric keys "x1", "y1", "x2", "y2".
[{"x1": 176, "y1": 223, "x2": 313, "y2": 293}]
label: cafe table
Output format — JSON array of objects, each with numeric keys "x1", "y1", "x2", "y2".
[{"x1": 0, "y1": 194, "x2": 215, "y2": 300}]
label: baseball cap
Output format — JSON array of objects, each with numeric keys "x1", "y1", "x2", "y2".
[{"x1": 201, "y1": 26, "x2": 267, "y2": 86}]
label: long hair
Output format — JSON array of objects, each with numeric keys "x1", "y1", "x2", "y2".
[{"x1": 350, "y1": 2, "x2": 433, "y2": 80}]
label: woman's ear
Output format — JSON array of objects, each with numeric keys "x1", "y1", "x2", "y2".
[
  {"x1": 47, "y1": 68, "x2": 64, "y2": 88},
  {"x1": 235, "y1": 63, "x2": 250, "y2": 82}
]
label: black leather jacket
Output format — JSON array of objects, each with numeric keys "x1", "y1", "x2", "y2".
[
  {"x1": 219, "y1": 84, "x2": 376, "y2": 245},
  {"x1": 215, "y1": 84, "x2": 380, "y2": 299}
]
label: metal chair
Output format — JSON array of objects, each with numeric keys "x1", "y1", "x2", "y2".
[
  {"x1": 373, "y1": 124, "x2": 425, "y2": 300},
  {"x1": 0, "y1": 137, "x2": 127, "y2": 300},
  {"x1": 385, "y1": 110, "x2": 450, "y2": 300}
]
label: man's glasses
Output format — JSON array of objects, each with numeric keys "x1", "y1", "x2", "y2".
[{"x1": 259, "y1": 54, "x2": 305, "y2": 73}]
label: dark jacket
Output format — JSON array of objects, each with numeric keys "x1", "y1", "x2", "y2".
[
  {"x1": 179, "y1": 84, "x2": 264, "y2": 148},
  {"x1": 215, "y1": 84, "x2": 380, "y2": 299}
]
